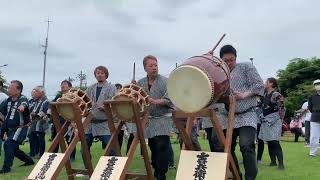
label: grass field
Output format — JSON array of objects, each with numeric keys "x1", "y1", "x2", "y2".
[{"x1": 0, "y1": 135, "x2": 319, "y2": 180}]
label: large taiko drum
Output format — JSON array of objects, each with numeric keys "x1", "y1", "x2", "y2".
[
  {"x1": 167, "y1": 54, "x2": 230, "y2": 113},
  {"x1": 112, "y1": 84, "x2": 149, "y2": 122}
]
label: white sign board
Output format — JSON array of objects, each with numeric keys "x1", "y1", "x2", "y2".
[
  {"x1": 176, "y1": 150, "x2": 228, "y2": 180},
  {"x1": 90, "y1": 156, "x2": 128, "y2": 180},
  {"x1": 27, "y1": 152, "x2": 65, "y2": 180}
]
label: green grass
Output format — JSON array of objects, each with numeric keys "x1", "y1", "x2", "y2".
[{"x1": 0, "y1": 136, "x2": 319, "y2": 180}]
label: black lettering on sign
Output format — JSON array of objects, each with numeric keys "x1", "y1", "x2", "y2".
[
  {"x1": 100, "y1": 157, "x2": 118, "y2": 180},
  {"x1": 193, "y1": 152, "x2": 210, "y2": 180},
  {"x1": 35, "y1": 153, "x2": 58, "y2": 179}
]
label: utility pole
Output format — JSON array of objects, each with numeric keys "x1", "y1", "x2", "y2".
[{"x1": 42, "y1": 18, "x2": 52, "y2": 88}]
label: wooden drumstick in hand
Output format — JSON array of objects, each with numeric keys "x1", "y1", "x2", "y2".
[
  {"x1": 209, "y1": 33, "x2": 226, "y2": 55},
  {"x1": 131, "y1": 62, "x2": 137, "y2": 84}
]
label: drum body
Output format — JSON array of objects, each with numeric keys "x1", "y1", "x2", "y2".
[
  {"x1": 112, "y1": 84, "x2": 149, "y2": 122},
  {"x1": 57, "y1": 88, "x2": 92, "y2": 121},
  {"x1": 167, "y1": 54, "x2": 230, "y2": 113}
]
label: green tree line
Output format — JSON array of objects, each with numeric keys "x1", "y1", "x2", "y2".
[{"x1": 277, "y1": 57, "x2": 320, "y2": 121}]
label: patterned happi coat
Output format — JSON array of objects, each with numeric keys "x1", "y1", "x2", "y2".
[
  {"x1": 228, "y1": 62, "x2": 265, "y2": 129},
  {"x1": 137, "y1": 74, "x2": 173, "y2": 138}
]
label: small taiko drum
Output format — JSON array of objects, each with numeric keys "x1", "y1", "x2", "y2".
[
  {"x1": 167, "y1": 54, "x2": 230, "y2": 113},
  {"x1": 56, "y1": 88, "x2": 92, "y2": 121},
  {"x1": 112, "y1": 84, "x2": 149, "y2": 122}
]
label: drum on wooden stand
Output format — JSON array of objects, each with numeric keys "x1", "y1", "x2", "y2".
[
  {"x1": 56, "y1": 88, "x2": 92, "y2": 121},
  {"x1": 167, "y1": 53, "x2": 230, "y2": 113},
  {"x1": 112, "y1": 84, "x2": 149, "y2": 122}
]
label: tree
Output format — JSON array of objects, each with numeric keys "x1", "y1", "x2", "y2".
[{"x1": 277, "y1": 57, "x2": 320, "y2": 120}]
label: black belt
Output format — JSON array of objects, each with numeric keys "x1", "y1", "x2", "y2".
[{"x1": 91, "y1": 119, "x2": 107, "y2": 124}]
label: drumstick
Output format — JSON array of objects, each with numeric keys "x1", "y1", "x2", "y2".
[
  {"x1": 209, "y1": 33, "x2": 226, "y2": 55},
  {"x1": 132, "y1": 62, "x2": 136, "y2": 81}
]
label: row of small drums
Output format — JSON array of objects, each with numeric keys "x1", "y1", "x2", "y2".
[{"x1": 56, "y1": 54, "x2": 230, "y2": 122}]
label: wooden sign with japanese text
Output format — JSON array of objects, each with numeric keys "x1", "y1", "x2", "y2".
[
  {"x1": 90, "y1": 156, "x2": 128, "y2": 180},
  {"x1": 176, "y1": 150, "x2": 228, "y2": 180},
  {"x1": 27, "y1": 153, "x2": 65, "y2": 180}
]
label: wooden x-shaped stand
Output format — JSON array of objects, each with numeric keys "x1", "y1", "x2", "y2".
[
  {"x1": 173, "y1": 96, "x2": 241, "y2": 180},
  {"x1": 90, "y1": 99, "x2": 154, "y2": 180},
  {"x1": 28, "y1": 102, "x2": 94, "y2": 180}
]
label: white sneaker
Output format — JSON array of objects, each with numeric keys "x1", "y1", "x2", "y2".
[{"x1": 75, "y1": 174, "x2": 89, "y2": 178}]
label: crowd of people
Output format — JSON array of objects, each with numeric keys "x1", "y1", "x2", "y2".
[{"x1": 0, "y1": 45, "x2": 319, "y2": 180}]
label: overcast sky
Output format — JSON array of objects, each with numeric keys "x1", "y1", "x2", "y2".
[{"x1": 0, "y1": 0, "x2": 319, "y2": 99}]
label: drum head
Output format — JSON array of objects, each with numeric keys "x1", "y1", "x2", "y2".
[
  {"x1": 57, "y1": 103, "x2": 75, "y2": 122},
  {"x1": 112, "y1": 95, "x2": 135, "y2": 122},
  {"x1": 167, "y1": 65, "x2": 213, "y2": 113}
]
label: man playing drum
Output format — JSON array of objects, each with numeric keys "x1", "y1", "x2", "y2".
[
  {"x1": 137, "y1": 55, "x2": 173, "y2": 180},
  {"x1": 220, "y1": 45, "x2": 264, "y2": 180}
]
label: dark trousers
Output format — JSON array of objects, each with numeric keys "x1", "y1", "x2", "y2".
[
  {"x1": 178, "y1": 126, "x2": 202, "y2": 151},
  {"x1": 50, "y1": 123, "x2": 55, "y2": 140},
  {"x1": 205, "y1": 127, "x2": 224, "y2": 152},
  {"x1": 305, "y1": 121, "x2": 310, "y2": 144},
  {"x1": 53, "y1": 140, "x2": 76, "y2": 160},
  {"x1": 29, "y1": 131, "x2": 40, "y2": 157},
  {"x1": 167, "y1": 141, "x2": 174, "y2": 167},
  {"x1": 52, "y1": 131, "x2": 76, "y2": 160},
  {"x1": 267, "y1": 140, "x2": 284, "y2": 166},
  {"x1": 126, "y1": 133, "x2": 142, "y2": 155},
  {"x1": 2, "y1": 139, "x2": 34, "y2": 171},
  {"x1": 148, "y1": 135, "x2": 170, "y2": 180},
  {"x1": 82, "y1": 134, "x2": 112, "y2": 169},
  {"x1": 0, "y1": 128, "x2": 2, "y2": 156},
  {"x1": 256, "y1": 124, "x2": 265, "y2": 161},
  {"x1": 231, "y1": 126, "x2": 258, "y2": 180},
  {"x1": 118, "y1": 130, "x2": 124, "y2": 150},
  {"x1": 83, "y1": 134, "x2": 112, "y2": 156},
  {"x1": 37, "y1": 132, "x2": 46, "y2": 157},
  {"x1": 291, "y1": 128, "x2": 302, "y2": 142}
]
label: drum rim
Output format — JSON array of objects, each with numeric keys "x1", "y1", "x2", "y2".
[
  {"x1": 111, "y1": 84, "x2": 149, "y2": 122},
  {"x1": 187, "y1": 54, "x2": 231, "y2": 81}
]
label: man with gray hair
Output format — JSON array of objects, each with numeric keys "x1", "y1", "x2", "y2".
[
  {"x1": 0, "y1": 80, "x2": 34, "y2": 173},
  {"x1": 28, "y1": 86, "x2": 49, "y2": 159}
]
